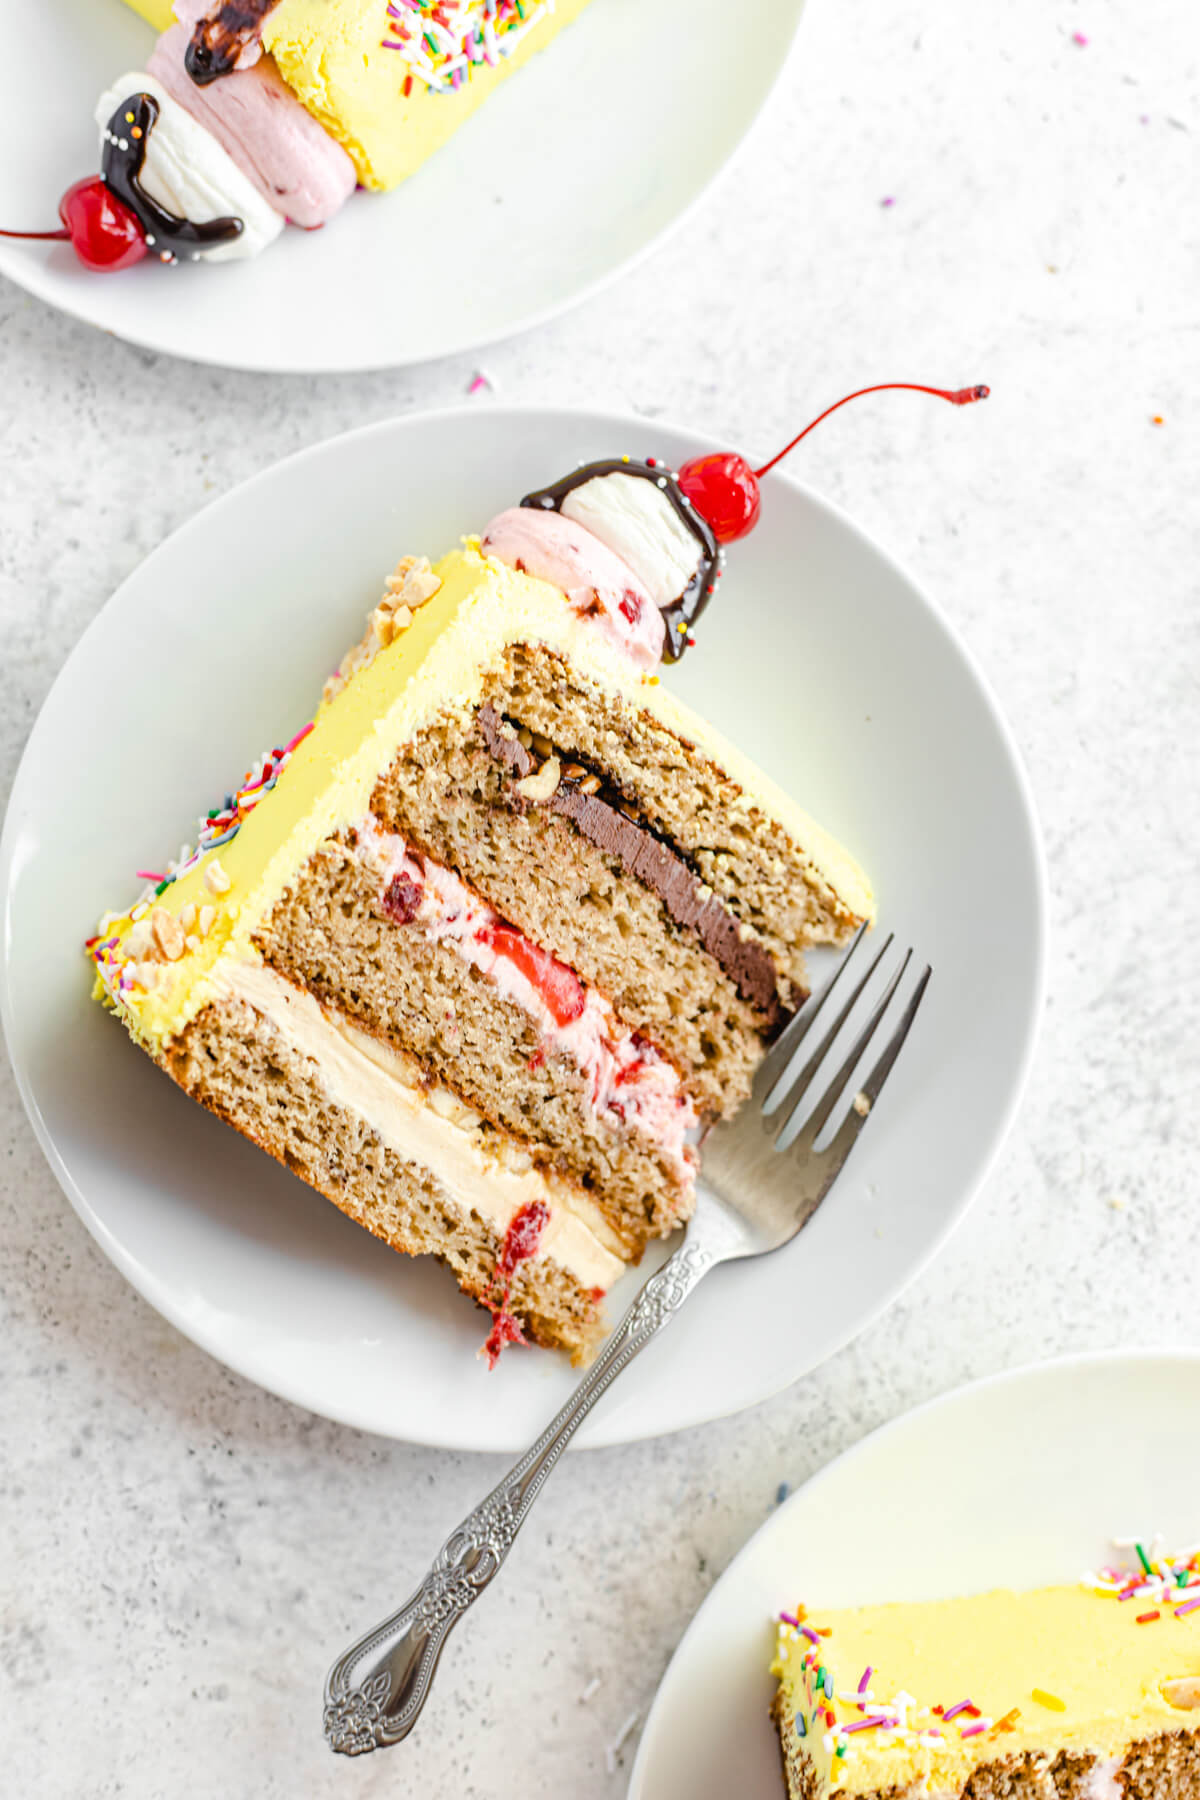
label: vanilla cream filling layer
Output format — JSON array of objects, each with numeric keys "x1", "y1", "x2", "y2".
[{"x1": 216, "y1": 957, "x2": 626, "y2": 1293}]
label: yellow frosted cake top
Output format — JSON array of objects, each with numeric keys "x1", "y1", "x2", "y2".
[
  {"x1": 89, "y1": 546, "x2": 874, "y2": 1051},
  {"x1": 774, "y1": 1547, "x2": 1200, "y2": 1795},
  {"x1": 263, "y1": 0, "x2": 596, "y2": 189}
]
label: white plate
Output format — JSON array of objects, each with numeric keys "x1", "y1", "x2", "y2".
[
  {"x1": 0, "y1": 403, "x2": 1045, "y2": 1451},
  {"x1": 630, "y1": 1349, "x2": 1200, "y2": 1799},
  {"x1": 0, "y1": 0, "x2": 804, "y2": 372}
]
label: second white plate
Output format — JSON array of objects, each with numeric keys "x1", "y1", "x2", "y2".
[
  {"x1": 631, "y1": 1350, "x2": 1200, "y2": 1799},
  {"x1": 0, "y1": 0, "x2": 805, "y2": 371},
  {"x1": 0, "y1": 403, "x2": 1044, "y2": 1449}
]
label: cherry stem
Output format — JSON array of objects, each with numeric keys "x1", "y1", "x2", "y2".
[
  {"x1": 753, "y1": 382, "x2": 990, "y2": 479},
  {"x1": 0, "y1": 227, "x2": 71, "y2": 241}
]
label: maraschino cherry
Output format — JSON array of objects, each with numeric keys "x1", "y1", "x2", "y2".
[
  {"x1": 678, "y1": 381, "x2": 990, "y2": 544},
  {"x1": 1, "y1": 177, "x2": 147, "y2": 273}
]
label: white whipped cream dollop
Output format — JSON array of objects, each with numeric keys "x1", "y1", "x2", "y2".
[
  {"x1": 560, "y1": 472, "x2": 703, "y2": 613},
  {"x1": 95, "y1": 73, "x2": 284, "y2": 262}
]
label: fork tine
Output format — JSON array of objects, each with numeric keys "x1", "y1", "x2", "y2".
[
  {"x1": 853, "y1": 961, "x2": 933, "y2": 1113},
  {"x1": 811, "y1": 961, "x2": 933, "y2": 1170},
  {"x1": 803, "y1": 949, "x2": 913, "y2": 1139},
  {"x1": 755, "y1": 921, "x2": 870, "y2": 1099},
  {"x1": 764, "y1": 931, "x2": 897, "y2": 1139}
]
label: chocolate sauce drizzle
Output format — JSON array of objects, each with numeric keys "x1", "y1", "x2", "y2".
[
  {"x1": 101, "y1": 94, "x2": 243, "y2": 263},
  {"x1": 520, "y1": 459, "x2": 722, "y2": 665},
  {"x1": 478, "y1": 705, "x2": 790, "y2": 1025},
  {"x1": 185, "y1": 0, "x2": 281, "y2": 85}
]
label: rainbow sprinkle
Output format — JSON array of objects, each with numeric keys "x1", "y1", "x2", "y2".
[
  {"x1": 85, "y1": 719, "x2": 315, "y2": 1003},
  {"x1": 1084, "y1": 1538, "x2": 1200, "y2": 1617},
  {"x1": 381, "y1": 0, "x2": 553, "y2": 94}
]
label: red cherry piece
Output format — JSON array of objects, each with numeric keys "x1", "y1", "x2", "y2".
[
  {"x1": 496, "y1": 1200, "x2": 551, "y2": 1282},
  {"x1": 482, "y1": 1307, "x2": 525, "y2": 1369},
  {"x1": 381, "y1": 872, "x2": 422, "y2": 924},
  {"x1": 478, "y1": 920, "x2": 586, "y2": 1026},
  {"x1": 58, "y1": 178, "x2": 147, "y2": 272},
  {"x1": 678, "y1": 452, "x2": 762, "y2": 544},
  {"x1": 482, "y1": 1199, "x2": 551, "y2": 1367}
]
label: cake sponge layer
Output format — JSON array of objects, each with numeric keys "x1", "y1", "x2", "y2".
[
  {"x1": 163, "y1": 981, "x2": 609, "y2": 1359},
  {"x1": 258, "y1": 831, "x2": 695, "y2": 1252},
  {"x1": 494, "y1": 643, "x2": 867, "y2": 1001},
  {"x1": 373, "y1": 713, "x2": 770, "y2": 1120}
]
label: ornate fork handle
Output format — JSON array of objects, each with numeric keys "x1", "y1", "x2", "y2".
[{"x1": 323, "y1": 1236, "x2": 718, "y2": 1755}]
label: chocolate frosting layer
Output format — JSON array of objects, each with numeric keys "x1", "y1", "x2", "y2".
[
  {"x1": 519, "y1": 458, "x2": 722, "y2": 665},
  {"x1": 478, "y1": 706, "x2": 786, "y2": 1022}
]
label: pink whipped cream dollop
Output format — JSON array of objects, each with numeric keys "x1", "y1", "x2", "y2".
[
  {"x1": 358, "y1": 818, "x2": 698, "y2": 1180},
  {"x1": 481, "y1": 507, "x2": 666, "y2": 673},
  {"x1": 150, "y1": 24, "x2": 356, "y2": 227}
]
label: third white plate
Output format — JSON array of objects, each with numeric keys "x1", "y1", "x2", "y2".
[{"x1": 631, "y1": 1350, "x2": 1200, "y2": 1798}]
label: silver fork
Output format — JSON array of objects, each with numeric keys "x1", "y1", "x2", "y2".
[{"x1": 322, "y1": 927, "x2": 931, "y2": 1756}]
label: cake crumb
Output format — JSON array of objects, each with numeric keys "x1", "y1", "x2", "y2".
[
  {"x1": 579, "y1": 1674, "x2": 602, "y2": 1704},
  {"x1": 205, "y1": 859, "x2": 232, "y2": 895},
  {"x1": 852, "y1": 1090, "x2": 871, "y2": 1117}
]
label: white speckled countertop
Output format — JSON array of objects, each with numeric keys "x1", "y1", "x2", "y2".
[{"x1": 2, "y1": 2, "x2": 1198, "y2": 1795}]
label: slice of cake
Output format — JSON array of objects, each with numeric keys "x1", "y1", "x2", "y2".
[
  {"x1": 87, "y1": 446, "x2": 875, "y2": 1364},
  {"x1": 10, "y1": 3, "x2": 598, "y2": 274},
  {"x1": 772, "y1": 1542, "x2": 1200, "y2": 1799}
]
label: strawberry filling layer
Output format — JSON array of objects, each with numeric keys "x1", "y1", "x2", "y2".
[{"x1": 358, "y1": 815, "x2": 699, "y2": 1180}]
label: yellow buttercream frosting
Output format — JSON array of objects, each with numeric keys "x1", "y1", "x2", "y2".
[
  {"x1": 90, "y1": 546, "x2": 873, "y2": 1050},
  {"x1": 774, "y1": 1578, "x2": 1200, "y2": 1795},
  {"x1": 121, "y1": 0, "x2": 175, "y2": 29},
  {"x1": 122, "y1": 0, "x2": 176, "y2": 31},
  {"x1": 261, "y1": 0, "x2": 596, "y2": 190}
]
